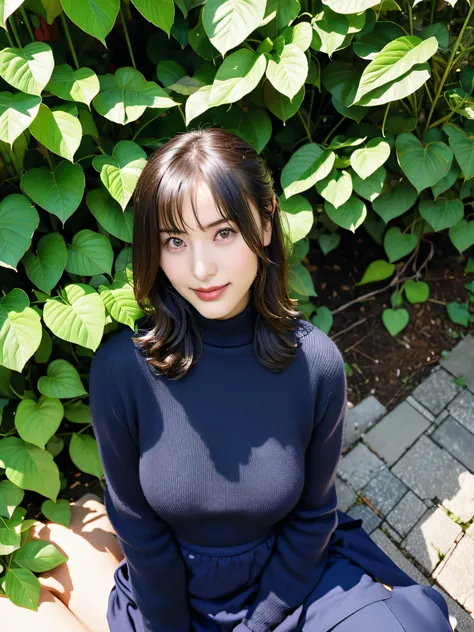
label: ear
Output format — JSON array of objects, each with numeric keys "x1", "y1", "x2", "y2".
[{"x1": 263, "y1": 217, "x2": 272, "y2": 247}]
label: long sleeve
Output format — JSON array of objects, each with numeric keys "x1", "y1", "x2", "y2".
[
  {"x1": 88, "y1": 346, "x2": 191, "y2": 632},
  {"x1": 237, "y1": 341, "x2": 347, "y2": 632}
]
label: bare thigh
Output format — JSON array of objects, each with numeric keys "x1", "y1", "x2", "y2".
[
  {"x1": 0, "y1": 586, "x2": 90, "y2": 631},
  {"x1": 29, "y1": 493, "x2": 125, "y2": 632}
]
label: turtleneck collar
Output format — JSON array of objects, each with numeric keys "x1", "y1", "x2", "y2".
[{"x1": 190, "y1": 296, "x2": 257, "y2": 347}]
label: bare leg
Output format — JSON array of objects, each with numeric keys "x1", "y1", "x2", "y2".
[
  {"x1": 0, "y1": 586, "x2": 91, "y2": 631},
  {"x1": 29, "y1": 493, "x2": 124, "y2": 632}
]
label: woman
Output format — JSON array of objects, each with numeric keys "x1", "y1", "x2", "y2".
[{"x1": 1, "y1": 128, "x2": 452, "y2": 632}]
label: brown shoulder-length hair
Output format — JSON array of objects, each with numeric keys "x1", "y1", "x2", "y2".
[{"x1": 131, "y1": 126, "x2": 304, "y2": 380}]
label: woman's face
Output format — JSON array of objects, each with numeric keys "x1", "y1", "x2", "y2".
[{"x1": 159, "y1": 182, "x2": 272, "y2": 321}]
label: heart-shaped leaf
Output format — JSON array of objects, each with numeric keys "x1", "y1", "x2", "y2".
[
  {"x1": 384, "y1": 226, "x2": 418, "y2": 263},
  {"x1": 316, "y1": 168, "x2": 353, "y2": 208},
  {"x1": 0, "y1": 92, "x2": 41, "y2": 146},
  {"x1": 266, "y1": 44, "x2": 307, "y2": 100},
  {"x1": 382, "y1": 308, "x2": 409, "y2": 336},
  {"x1": 311, "y1": 6, "x2": 350, "y2": 58},
  {"x1": 356, "y1": 259, "x2": 395, "y2": 286},
  {"x1": 86, "y1": 188, "x2": 134, "y2": 242},
  {"x1": 419, "y1": 198, "x2": 464, "y2": 232},
  {"x1": 282, "y1": 143, "x2": 335, "y2": 198},
  {"x1": 64, "y1": 402, "x2": 91, "y2": 424},
  {"x1": 203, "y1": 0, "x2": 266, "y2": 56},
  {"x1": 93, "y1": 67, "x2": 178, "y2": 125},
  {"x1": 208, "y1": 49, "x2": 266, "y2": 107},
  {"x1": 324, "y1": 194, "x2": 367, "y2": 232},
  {"x1": 131, "y1": 0, "x2": 175, "y2": 35},
  {"x1": 41, "y1": 498, "x2": 71, "y2": 528},
  {"x1": 431, "y1": 161, "x2": 460, "y2": 199},
  {"x1": 350, "y1": 166, "x2": 385, "y2": 202},
  {"x1": 4, "y1": 567, "x2": 40, "y2": 610},
  {"x1": 396, "y1": 132, "x2": 453, "y2": 194},
  {"x1": 372, "y1": 179, "x2": 417, "y2": 223},
  {"x1": 350, "y1": 138, "x2": 391, "y2": 179},
  {"x1": 37, "y1": 359, "x2": 87, "y2": 399},
  {"x1": 449, "y1": 219, "x2": 474, "y2": 254},
  {"x1": 15, "y1": 396, "x2": 64, "y2": 450},
  {"x1": 404, "y1": 280, "x2": 429, "y2": 304},
  {"x1": 0, "y1": 0, "x2": 24, "y2": 29},
  {"x1": 311, "y1": 306, "x2": 333, "y2": 334},
  {"x1": 443, "y1": 123, "x2": 474, "y2": 180},
  {"x1": 92, "y1": 141, "x2": 147, "y2": 210},
  {"x1": 0, "y1": 42, "x2": 54, "y2": 96},
  {"x1": 99, "y1": 276, "x2": 144, "y2": 329},
  {"x1": 0, "y1": 480, "x2": 24, "y2": 519},
  {"x1": 46, "y1": 64, "x2": 100, "y2": 106},
  {"x1": 446, "y1": 302, "x2": 469, "y2": 327},
  {"x1": 0, "y1": 437, "x2": 60, "y2": 500},
  {"x1": 318, "y1": 233, "x2": 340, "y2": 255},
  {"x1": 69, "y1": 433, "x2": 104, "y2": 479},
  {"x1": 0, "y1": 289, "x2": 42, "y2": 373},
  {"x1": 22, "y1": 233, "x2": 67, "y2": 294},
  {"x1": 0, "y1": 194, "x2": 39, "y2": 272},
  {"x1": 288, "y1": 261, "x2": 317, "y2": 298},
  {"x1": 61, "y1": 0, "x2": 120, "y2": 45},
  {"x1": 66, "y1": 229, "x2": 114, "y2": 276},
  {"x1": 21, "y1": 161, "x2": 85, "y2": 225},
  {"x1": 263, "y1": 81, "x2": 305, "y2": 124},
  {"x1": 322, "y1": 0, "x2": 380, "y2": 11},
  {"x1": 279, "y1": 194, "x2": 314, "y2": 243},
  {"x1": 29, "y1": 103, "x2": 82, "y2": 162},
  {"x1": 43, "y1": 284, "x2": 105, "y2": 351},
  {"x1": 209, "y1": 107, "x2": 272, "y2": 155},
  {"x1": 12, "y1": 540, "x2": 68, "y2": 573}
]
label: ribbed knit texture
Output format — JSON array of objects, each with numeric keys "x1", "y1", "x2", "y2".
[{"x1": 88, "y1": 297, "x2": 347, "y2": 632}]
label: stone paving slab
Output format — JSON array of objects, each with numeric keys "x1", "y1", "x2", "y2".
[
  {"x1": 335, "y1": 476, "x2": 357, "y2": 513},
  {"x1": 342, "y1": 395, "x2": 386, "y2": 451},
  {"x1": 434, "y1": 533, "x2": 474, "y2": 615},
  {"x1": 392, "y1": 435, "x2": 474, "y2": 523},
  {"x1": 402, "y1": 507, "x2": 463, "y2": 574},
  {"x1": 440, "y1": 334, "x2": 474, "y2": 393},
  {"x1": 363, "y1": 401, "x2": 430, "y2": 466},
  {"x1": 432, "y1": 416, "x2": 474, "y2": 473},
  {"x1": 447, "y1": 389, "x2": 474, "y2": 435},
  {"x1": 386, "y1": 491, "x2": 428, "y2": 538},
  {"x1": 347, "y1": 503, "x2": 382, "y2": 534},
  {"x1": 361, "y1": 466, "x2": 408, "y2": 516},
  {"x1": 411, "y1": 367, "x2": 463, "y2": 415},
  {"x1": 370, "y1": 529, "x2": 429, "y2": 585},
  {"x1": 338, "y1": 442, "x2": 384, "y2": 491}
]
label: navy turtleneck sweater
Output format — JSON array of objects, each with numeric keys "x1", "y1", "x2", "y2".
[{"x1": 88, "y1": 298, "x2": 347, "y2": 632}]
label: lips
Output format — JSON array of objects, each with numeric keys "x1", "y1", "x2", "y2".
[{"x1": 193, "y1": 284, "x2": 230, "y2": 301}]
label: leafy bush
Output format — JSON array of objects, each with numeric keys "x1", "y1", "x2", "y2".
[{"x1": 1, "y1": 0, "x2": 474, "y2": 611}]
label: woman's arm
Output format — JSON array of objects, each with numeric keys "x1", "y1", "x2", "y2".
[
  {"x1": 235, "y1": 337, "x2": 347, "y2": 632},
  {"x1": 89, "y1": 346, "x2": 191, "y2": 632}
]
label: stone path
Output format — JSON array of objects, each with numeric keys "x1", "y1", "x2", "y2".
[{"x1": 336, "y1": 334, "x2": 474, "y2": 631}]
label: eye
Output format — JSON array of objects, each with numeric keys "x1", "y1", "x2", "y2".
[
  {"x1": 163, "y1": 237, "x2": 184, "y2": 250},
  {"x1": 217, "y1": 228, "x2": 236, "y2": 240}
]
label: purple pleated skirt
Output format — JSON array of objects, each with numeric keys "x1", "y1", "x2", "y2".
[{"x1": 106, "y1": 511, "x2": 452, "y2": 632}]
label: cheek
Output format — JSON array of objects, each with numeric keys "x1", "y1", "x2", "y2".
[{"x1": 230, "y1": 241, "x2": 258, "y2": 274}]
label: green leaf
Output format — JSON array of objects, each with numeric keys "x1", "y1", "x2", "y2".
[
  {"x1": 0, "y1": 42, "x2": 54, "y2": 96},
  {"x1": 92, "y1": 141, "x2": 146, "y2": 210},
  {"x1": 419, "y1": 198, "x2": 464, "y2": 232},
  {"x1": 281, "y1": 143, "x2": 335, "y2": 198},
  {"x1": 266, "y1": 43, "x2": 307, "y2": 100},
  {"x1": 0, "y1": 92, "x2": 41, "y2": 146},
  {"x1": 382, "y1": 308, "x2": 409, "y2": 336},
  {"x1": 443, "y1": 123, "x2": 474, "y2": 180},
  {"x1": 324, "y1": 194, "x2": 367, "y2": 232},
  {"x1": 315, "y1": 168, "x2": 352, "y2": 208},
  {"x1": 281, "y1": 21, "x2": 312, "y2": 52},
  {"x1": 356, "y1": 259, "x2": 395, "y2": 286},
  {"x1": 0, "y1": 0, "x2": 24, "y2": 29},
  {"x1": 131, "y1": 0, "x2": 174, "y2": 35},
  {"x1": 210, "y1": 106, "x2": 272, "y2": 154},
  {"x1": 279, "y1": 194, "x2": 313, "y2": 243},
  {"x1": 64, "y1": 401, "x2": 91, "y2": 424},
  {"x1": 449, "y1": 219, "x2": 474, "y2": 254},
  {"x1": 93, "y1": 67, "x2": 178, "y2": 125},
  {"x1": 353, "y1": 21, "x2": 405, "y2": 61},
  {"x1": 322, "y1": 0, "x2": 380, "y2": 12},
  {"x1": 311, "y1": 6, "x2": 349, "y2": 57},
  {"x1": 43, "y1": 283, "x2": 105, "y2": 351},
  {"x1": 21, "y1": 161, "x2": 85, "y2": 226},
  {"x1": 318, "y1": 232, "x2": 340, "y2": 255},
  {"x1": 0, "y1": 289, "x2": 42, "y2": 373},
  {"x1": 288, "y1": 261, "x2": 317, "y2": 298},
  {"x1": 261, "y1": 0, "x2": 300, "y2": 33},
  {"x1": 156, "y1": 60, "x2": 186, "y2": 87},
  {"x1": 37, "y1": 359, "x2": 87, "y2": 399},
  {"x1": 86, "y1": 188, "x2": 133, "y2": 242},
  {"x1": 350, "y1": 166, "x2": 385, "y2": 202},
  {"x1": 431, "y1": 161, "x2": 460, "y2": 199},
  {"x1": 0, "y1": 436, "x2": 60, "y2": 500},
  {"x1": 0, "y1": 480, "x2": 24, "y2": 520},
  {"x1": 185, "y1": 84, "x2": 213, "y2": 124},
  {"x1": 404, "y1": 279, "x2": 429, "y2": 304},
  {"x1": 311, "y1": 306, "x2": 332, "y2": 334},
  {"x1": 354, "y1": 63, "x2": 431, "y2": 108},
  {"x1": 188, "y1": 7, "x2": 218, "y2": 60},
  {"x1": 15, "y1": 396, "x2": 64, "y2": 450},
  {"x1": 4, "y1": 567, "x2": 40, "y2": 610},
  {"x1": 29, "y1": 103, "x2": 82, "y2": 162},
  {"x1": 0, "y1": 511, "x2": 21, "y2": 556},
  {"x1": 0, "y1": 194, "x2": 39, "y2": 272},
  {"x1": 65, "y1": 229, "x2": 114, "y2": 276},
  {"x1": 61, "y1": 0, "x2": 119, "y2": 45},
  {"x1": 69, "y1": 433, "x2": 104, "y2": 479},
  {"x1": 396, "y1": 133, "x2": 453, "y2": 194},
  {"x1": 384, "y1": 226, "x2": 418, "y2": 263},
  {"x1": 208, "y1": 49, "x2": 266, "y2": 106},
  {"x1": 353, "y1": 36, "x2": 438, "y2": 104},
  {"x1": 45, "y1": 64, "x2": 100, "y2": 106},
  {"x1": 263, "y1": 80, "x2": 304, "y2": 123},
  {"x1": 350, "y1": 138, "x2": 390, "y2": 179},
  {"x1": 34, "y1": 327, "x2": 53, "y2": 364},
  {"x1": 372, "y1": 178, "x2": 417, "y2": 223},
  {"x1": 12, "y1": 540, "x2": 68, "y2": 573},
  {"x1": 41, "y1": 498, "x2": 71, "y2": 527},
  {"x1": 99, "y1": 280, "x2": 143, "y2": 329},
  {"x1": 203, "y1": 0, "x2": 266, "y2": 56},
  {"x1": 446, "y1": 301, "x2": 469, "y2": 327}
]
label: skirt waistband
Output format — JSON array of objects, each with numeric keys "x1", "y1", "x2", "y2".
[{"x1": 175, "y1": 531, "x2": 274, "y2": 558}]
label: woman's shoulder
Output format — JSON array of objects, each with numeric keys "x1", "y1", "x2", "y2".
[
  {"x1": 91, "y1": 324, "x2": 140, "y2": 377},
  {"x1": 294, "y1": 318, "x2": 345, "y2": 376}
]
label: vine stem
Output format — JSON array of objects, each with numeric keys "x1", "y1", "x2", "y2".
[
  {"x1": 4, "y1": 25, "x2": 15, "y2": 47},
  {"x1": 9, "y1": 15, "x2": 22, "y2": 47},
  {"x1": 131, "y1": 113, "x2": 162, "y2": 141},
  {"x1": 322, "y1": 116, "x2": 346, "y2": 146},
  {"x1": 120, "y1": 3, "x2": 136, "y2": 70},
  {"x1": 424, "y1": 2, "x2": 474, "y2": 132},
  {"x1": 60, "y1": 13, "x2": 79, "y2": 69},
  {"x1": 20, "y1": 5, "x2": 35, "y2": 42},
  {"x1": 297, "y1": 109, "x2": 312, "y2": 142}
]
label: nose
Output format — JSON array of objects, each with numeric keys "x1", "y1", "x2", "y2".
[{"x1": 192, "y1": 246, "x2": 217, "y2": 281}]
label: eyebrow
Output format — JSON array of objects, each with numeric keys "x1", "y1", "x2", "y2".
[{"x1": 158, "y1": 218, "x2": 231, "y2": 234}]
